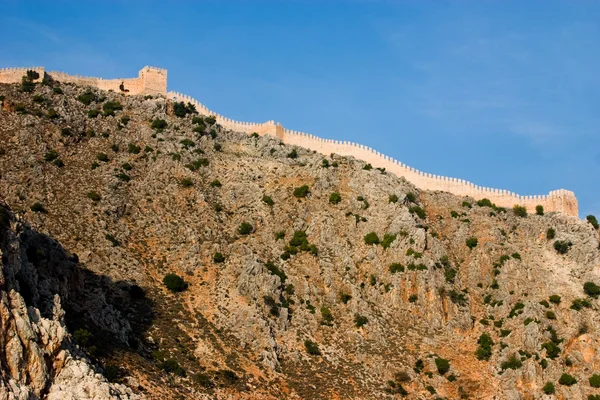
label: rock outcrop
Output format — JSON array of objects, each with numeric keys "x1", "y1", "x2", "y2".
[{"x1": 0, "y1": 78, "x2": 599, "y2": 399}]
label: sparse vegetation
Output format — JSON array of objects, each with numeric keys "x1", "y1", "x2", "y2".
[
  {"x1": 304, "y1": 340, "x2": 321, "y2": 355},
  {"x1": 213, "y1": 252, "x2": 225, "y2": 263},
  {"x1": 587, "y1": 215, "x2": 599, "y2": 229},
  {"x1": 583, "y1": 282, "x2": 600, "y2": 298},
  {"x1": 513, "y1": 205, "x2": 527, "y2": 217},
  {"x1": 435, "y1": 358, "x2": 450, "y2": 375},
  {"x1": 262, "y1": 195, "x2": 274, "y2": 206},
  {"x1": 466, "y1": 237, "x2": 478, "y2": 249},
  {"x1": 546, "y1": 228, "x2": 556, "y2": 239},
  {"x1": 553, "y1": 240, "x2": 572, "y2": 254},
  {"x1": 30, "y1": 202, "x2": 47, "y2": 213},
  {"x1": 329, "y1": 192, "x2": 341, "y2": 204},
  {"x1": 364, "y1": 232, "x2": 380, "y2": 245},
  {"x1": 238, "y1": 222, "x2": 253, "y2": 235},
  {"x1": 542, "y1": 382, "x2": 555, "y2": 394},
  {"x1": 558, "y1": 373, "x2": 577, "y2": 386},
  {"x1": 536, "y1": 205, "x2": 544, "y2": 215},
  {"x1": 476, "y1": 333, "x2": 494, "y2": 360},
  {"x1": 354, "y1": 314, "x2": 368, "y2": 328},
  {"x1": 163, "y1": 273, "x2": 187, "y2": 292},
  {"x1": 293, "y1": 185, "x2": 310, "y2": 198}
]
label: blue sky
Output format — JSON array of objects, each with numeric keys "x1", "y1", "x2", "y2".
[{"x1": 1, "y1": 1, "x2": 598, "y2": 218}]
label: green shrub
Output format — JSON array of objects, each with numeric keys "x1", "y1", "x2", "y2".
[
  {"x1": 44, "y1": 149, "x2": 59, "y2": 162},
  {"x1": 47, "y1": 108, "x2": 59, "y2": 119},
  {"x1": 362, "y1": 163, "x2": 372, "y2": 170},
  {"x1": 105, "y1": 234, "x2": 121, "y2": 247},
  {"x1": 275, "y1": 231, "x2": 285, "y2": 240},
  {"x1": 30, "y1": 202, "x2": 47, "y2": 213},
  {"x1": 91, "y1": 162, "x2": 99, "y2": 170},
  {"x1": 553, "y1": 240, "x2": 572, "y2": 254},
  {"x1": 405, "y1": 192, "x2": 416, "y2": 203},
  {"x1": 465, "y1": 237, "x2": 478, "y2": 249},
  {"x1": 409, "y1": 205, "x2": 426, "y2": 219},
  {"x1": 77, "y1": 90, "x2": 96, "y2": 105},
  {"x1": 381, "y1": 234, "x2": 396, "y2": 249},
  {"x1": 477, "y1": 198, "x2": 493, "y2": 207},
  {"x1": 287, "y1": 149, "x2": 298, "y2": 159},
  {"x1": 151, "y1": 119, "x2": 167, "y2": 130},
  {"x1": 475, "y1": 333, "x2": 494, "y2": 360},
  {"x1": 570, "y1": 298, "x2": 592, "y2": 311},
  {"x1": 213, "y1": 252, "x2": 225, "y2": 263},
  {"x1": 210, "y1": 180, "x2": 222, "y2": 188},
  {"x1": 304, "y1": 340, "x2": 321, "y2": 355},
  {"x1": 549, "y1": 295, "x2": 561, "y2": 304},
  {"x1": 205, "y1": 115, "x2": 216, "y2": 125},
  {"x1": 293, "y1": 185, "x2": 310, "y2": 198},
  {"x1": 545, "y1": 311, "x2": 556, "y2": 320},
  {"x1": 163, "y1": 273, "x2": 187, "y2": 292},
  {"x1": 160, "y1": 359, "x2": 185, "y2": 376},
  {"x1": 589, "y1": 374, "x2": 600, "y2": 388},
  {"x1": 513, "y1": 205, "x2": 527, "y2": 217},
  {"x1": 264, "y1": 261, "x2": 286, "y2": 283},
  {"x1": 329, "y1": 192, "x2": 341, "y2": 205},
  {"x1": 111, "y1": 144, "x2": 119, "y2": 152},
  {"x1": 536, "y1": 205, "x2": 544, "y2": 215},
  {"x1": 354, "y1": 314, "x2": 368, "y2": 328},
  {"x1": 389, "y1": 263, "x2": 404, "y2": 273},
  {"x1": 320, "y1": 307, "x2": 334, "y2": 325},
  {"x1": 120, "y1": 115, "x2": 130, "y2": 125},
  {"x1": 102, "y1": 101, "x2": 122, "y2": 116},
  {"x1": 97, "y1": 153, "x2": 109, "y2": 162},
  {"x1": 262, "y1": 195, "x2": 274, "y2": 206},
  {"x1": 364, "y1": 232, "x2": 380, "y2": 245},
  {"x1": 52, "y1": 158, "x2": 64, "y2": 167},
  {"x1": 192, "y1": 116, "x2": 204, "y2": 124},
  {"x1": 121, "y1": 163, "x2": 133, "y2": 171},
  {"x1": 541, "y1": 341, "x2": 561, "y2": 359},
  {"x1": 87, "y1": 109, "x2": 100, "y2": 118},
  {"x1": 180, "y1": 139, "x2": 195, "y2": 148},
  {"x1": 587, "y1": 215, "x2": 599, "y2": 229},
  {"x1": 128, "y1": 143, "x2": 141, "y2": 154},
  {"x1": 501, "y1": 354, "x2": 523, "y2": 370},
  {"x1": 558, "y1": 373, "x2": 577, "y2": 386},
  {"x1": 179, "y1": 178, "x2": 193, "y2": 187},
  {"x1": 408, "y1": 294, "x2": 418, "y2": 303},
  {"x1": 74, "y1": 328, "x2": 92, "y2": 346},
  {"x1": 546, "y1": 228, "x2": 556, "y2": 239},
  {"x1": 583, "y1": 282, "x2": 600, "y2": 298},
  {"x1": 542, "y1": 382, "x2": 555, "y2": 394},
  {"x1": 340, "y1": 292, "x2": 352, "y2": 304},
  {"x1": 53, "y1": 87, "x2": 63, "y2": 94},
  {"x1": 117, "y1": 172, "x2": 130, "y2": 182},
  {"x1": 238, "y1": 222, "x2": 253, "y2": 235},
  {"x1": 449, "y1": 290, "x2": 467, "y2": 306},
  {"x1": 435, "y1": 358, "x2": 450, "y2": 374}
]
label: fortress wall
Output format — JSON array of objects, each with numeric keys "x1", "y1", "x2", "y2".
[
  {"x1": 0, "y1": 66, "x2": 167, "y2": 96},
  {"x1": 283, "y1": 130, "x2": 578, "y2": 215},
  {"x1": 3, "y1": 65, "x2": 575, "y2": 216},
  {"x1": 0, "y1": 67, "x2": 45, "y2": 83}
]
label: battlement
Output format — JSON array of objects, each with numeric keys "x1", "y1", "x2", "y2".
[
  {"x1": 0, "y1": 66, "x2": 167, "y2": 96},
  {"x1": 0, "y1": 65, "x2": 579, "y2": 216}
]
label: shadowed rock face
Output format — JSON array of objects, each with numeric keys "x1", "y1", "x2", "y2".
[{"x1": 0, "y1": 80, "x2": 599, "y2": 399}]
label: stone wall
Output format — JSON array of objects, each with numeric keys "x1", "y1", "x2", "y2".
[
  {"x1": 0, "y1": 65, "x2": 578, "y2": 216},
  {"x1": 0, "y1": 66, "x2": 166, "y2": 96},
  {"x1": 168, "y1": 90, "x2": 579, "y2": 217}
]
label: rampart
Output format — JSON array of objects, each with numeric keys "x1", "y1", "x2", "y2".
[
  {"x1": 168, "y1": 90, "x2": 579, "y2": 217},
  {"x1": 0, "y1": 65, "x2": 578, "y2": 216},
  {"x1": 0, "y1": 66, "x2": 167, "y2": 95}
]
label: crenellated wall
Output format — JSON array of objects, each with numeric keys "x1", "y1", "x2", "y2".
[
  {"x1": 0, "y1": 66, "x2": 167, "y2": 96},
  {"x1": 0, "y1": 65, "x2": 578, "y2": 216},
  {"x1": 168, "y1": 90, "x2": 578, "y2": 217}
]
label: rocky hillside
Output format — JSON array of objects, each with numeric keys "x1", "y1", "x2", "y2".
[{"x1": 1, "y1": 76, "x2": 599, "y2": 400}]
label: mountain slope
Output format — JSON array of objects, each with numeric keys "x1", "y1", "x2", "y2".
[{"x1": 1, "y1": 78, "x2": 599, "y2": 399}]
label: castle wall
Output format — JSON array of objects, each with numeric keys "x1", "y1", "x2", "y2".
[
  {"x1": 0, "y1": 67, "x2": 45, "y2": 84},
  {"x1": 0, "y1": 65, "x2": 578, "y2": 216},
  {"x1": 0, "y1": 66, "x2": 166, "y2": 96},
  {"x1": 168, "y1": 90, "x2": 579, "y2": 217}
]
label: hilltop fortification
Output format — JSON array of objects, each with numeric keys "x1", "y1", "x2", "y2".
[{"x1": 0, "y1": 66, "x2": 578, "y2": 216}]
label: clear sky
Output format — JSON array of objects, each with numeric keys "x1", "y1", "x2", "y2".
[{"x1": 1, "y1": 1, "x2": 598, "y2": 218}]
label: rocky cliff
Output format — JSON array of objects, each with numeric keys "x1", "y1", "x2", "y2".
[{"x1": 0, "y1": 77, "x2": 599, "y2": 399}]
